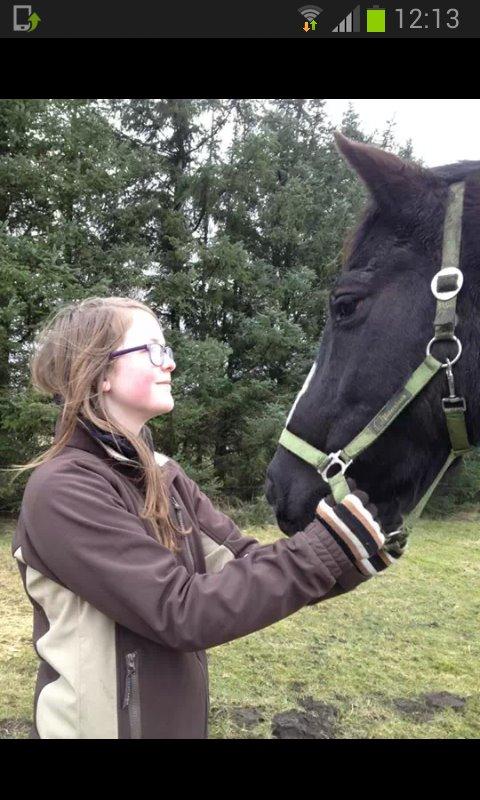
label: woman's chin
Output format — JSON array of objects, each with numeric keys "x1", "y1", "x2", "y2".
[{"x1": 158, "y1": 398, "x2": 174, "y2": 413}]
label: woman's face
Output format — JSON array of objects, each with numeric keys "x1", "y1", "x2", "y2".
[{"x1": 102, "y1": 308, "x2": 176, "y2": 435}]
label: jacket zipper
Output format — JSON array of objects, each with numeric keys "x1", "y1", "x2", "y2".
[
  {"x1": 195, "y1": 650, "x2": 210, "y2": 737},
  {"x1": 171, "y1": 495, "x2": 196, "y2": 573},
  {"x1": 122, "y1": 651, "x2": 142, "y2": 739}
]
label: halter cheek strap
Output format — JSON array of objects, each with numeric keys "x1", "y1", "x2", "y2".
[{"x1": 279, "y1": 180, "x2": 471, "y2": 534}]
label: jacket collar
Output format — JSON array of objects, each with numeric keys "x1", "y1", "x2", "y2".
[
  {"x1": 54, "y1": 414, "x2": 151, "y2": 465},
  {"x1": 53, "y1": 413, "x2": 169, "y2": 468}
]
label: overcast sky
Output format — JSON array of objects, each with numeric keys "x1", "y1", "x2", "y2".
[{"x1": 323, "y1": 99, "x2": 480, "y2": 168}]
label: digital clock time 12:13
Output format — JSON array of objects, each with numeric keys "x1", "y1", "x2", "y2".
[{"x1": 395, "y1": 8, "x2": 460, "y2": 29}]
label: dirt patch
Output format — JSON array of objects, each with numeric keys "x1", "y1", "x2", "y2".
[
  {"x1": 392, "y1": 697, "x2": 435, "y2": 722},
  {"x1": 228, "y1": 706, "x2": 266, "y2": 729},
  {"x1": 392, "y1": 691, "x2": 466, "y2": 722},
  {"x1": 209, "y1": 704, "x2": 266, "y2": 736},
  {"x1": 0, "y1": 718, "x2": 32, "y2": 739},
  {"x1": 422, "y1": 691, "x2": 466, "y2": 710},
  {"x1": 272, "y1": 698, "x2": 339, "y2": 739}
]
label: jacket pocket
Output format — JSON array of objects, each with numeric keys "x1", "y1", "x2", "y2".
[{"x1": 122, "y1": 651, "x2": 142, "y2": 739}]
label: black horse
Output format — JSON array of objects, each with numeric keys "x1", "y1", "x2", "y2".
[{"x1": 265, "y1": 132, "x2": 480, "y2": 536}]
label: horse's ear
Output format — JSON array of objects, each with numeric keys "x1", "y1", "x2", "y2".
[{"x1": 333, "y1": 131, "x2": 434, "y2": 214}]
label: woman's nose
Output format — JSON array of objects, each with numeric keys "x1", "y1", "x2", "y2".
[{"x1": 162, "y1": 354, "x2": 176, "y2": 372}]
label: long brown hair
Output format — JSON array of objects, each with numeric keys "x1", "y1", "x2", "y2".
[{"x1": 4, "y1": 296, "x2": 187, "y2": 552}]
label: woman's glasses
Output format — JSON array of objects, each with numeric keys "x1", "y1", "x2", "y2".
[{"x1": 108, "y1": 343, "x2": 175, "y2": 368}]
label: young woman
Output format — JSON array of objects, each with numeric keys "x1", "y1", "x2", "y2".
[{"x1": 9, "y1": 296, "x2": 403, "y2": 739}]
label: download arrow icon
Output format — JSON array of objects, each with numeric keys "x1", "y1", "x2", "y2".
[{"x1": 303, "y1": 21, "x2": 310, "y2": 31}]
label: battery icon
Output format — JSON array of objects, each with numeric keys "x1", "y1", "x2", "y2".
[{"x1": 366, "y1": 5, "x2": 386, "y2": 32}]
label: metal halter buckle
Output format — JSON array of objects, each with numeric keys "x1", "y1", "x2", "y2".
[
  {"x1": 431, "y1": 267, "x2": 464, "y2": 301},
  {"x1": 319, "y1": 451, "x2": 353, "y2": 482},
  {"x1": 442, "y1": 397, "x2": 466, "y2": 411},
  {"x1": 426, "y1": 334, "x2": 462, "y2": 367}
]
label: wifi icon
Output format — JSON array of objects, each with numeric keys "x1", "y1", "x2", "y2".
[{"x1": 298, "y1": 5, "x2": 323, "y2": 21}]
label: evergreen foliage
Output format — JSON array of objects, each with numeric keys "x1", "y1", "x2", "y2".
[{"x1": 3, "y1": 98, "x2": 471, "y2": 515}]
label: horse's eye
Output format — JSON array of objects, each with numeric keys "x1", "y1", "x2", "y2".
[{"x1": 331, "y1": 295, "x2": 361, "y2": 321}]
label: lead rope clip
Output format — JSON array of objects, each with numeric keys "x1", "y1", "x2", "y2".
[{"x1": 442, "y1": 358, "x2": 466, "y2": 411}]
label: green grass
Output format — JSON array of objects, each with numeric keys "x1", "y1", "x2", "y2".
[
  {"x1": 0, "y1": 518, "x2": 38, "y2": 739},
  {"x1": 1, "y1": 512, "x2": 479, "y2": 739}
]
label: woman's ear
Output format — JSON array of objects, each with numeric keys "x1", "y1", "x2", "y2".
[{"x1": 102, "y1": 379, "x2": 111, "y2": 393}]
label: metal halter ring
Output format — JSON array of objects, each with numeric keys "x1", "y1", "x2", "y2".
[
  {"x1": 426, "y1": 335, "x2": 462, "y2": 367},
  {"x1": 319, "y1": 451, "x2": 353, "y2": 482}
]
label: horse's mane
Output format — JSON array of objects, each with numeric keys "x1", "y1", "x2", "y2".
[
  {"x1": 431, "y1": 160, "x2": 480, "y2": 182},
  {"x1": 342, "y1": 160, "x2": 480, "y2": 269}
]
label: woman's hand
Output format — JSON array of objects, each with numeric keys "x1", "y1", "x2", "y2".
[{"x1": 315, "y1": 478, "x2": 407, "y2": 577}]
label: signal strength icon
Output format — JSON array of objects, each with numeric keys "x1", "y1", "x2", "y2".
[
  {"x1": 332, "y1": 4, "x2": 360, "y2": 32},
  {"x1": 298, "y1": 5, "x2": 323, "y2": 22}
]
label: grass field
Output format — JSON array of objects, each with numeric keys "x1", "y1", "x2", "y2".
[{"x1": 1, "y1": 512, "x2": 479, "y2": 739}]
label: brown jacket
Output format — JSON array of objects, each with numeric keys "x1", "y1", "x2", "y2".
[{"x1": 12, "y1": 415, "x2": 366, "y2": 739}]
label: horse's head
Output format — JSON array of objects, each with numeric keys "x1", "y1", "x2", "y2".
[{"x1": 266, "y1": 132, "x2": 480, "y2": 535}]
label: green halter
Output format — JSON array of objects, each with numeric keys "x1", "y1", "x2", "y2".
[{"x1": 279, "y1": 181, "x2": 471, "y2": 537}]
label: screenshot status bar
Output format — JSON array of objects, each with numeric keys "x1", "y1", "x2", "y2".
[{"x1": 1, "y1": 1, "x2": 479, "y2": 37}]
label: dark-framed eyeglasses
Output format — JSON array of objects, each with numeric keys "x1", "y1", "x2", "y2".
[{"x1": 108, "y1": 343, "x2": 175, "y2": 368}]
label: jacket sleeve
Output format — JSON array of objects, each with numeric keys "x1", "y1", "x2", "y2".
[
  {"x1": 23, "y1": 460, "x2": 368, "y2": 653},
  {"x1": 175, "y1": 467, "x2": 261, "y2": 560}
]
